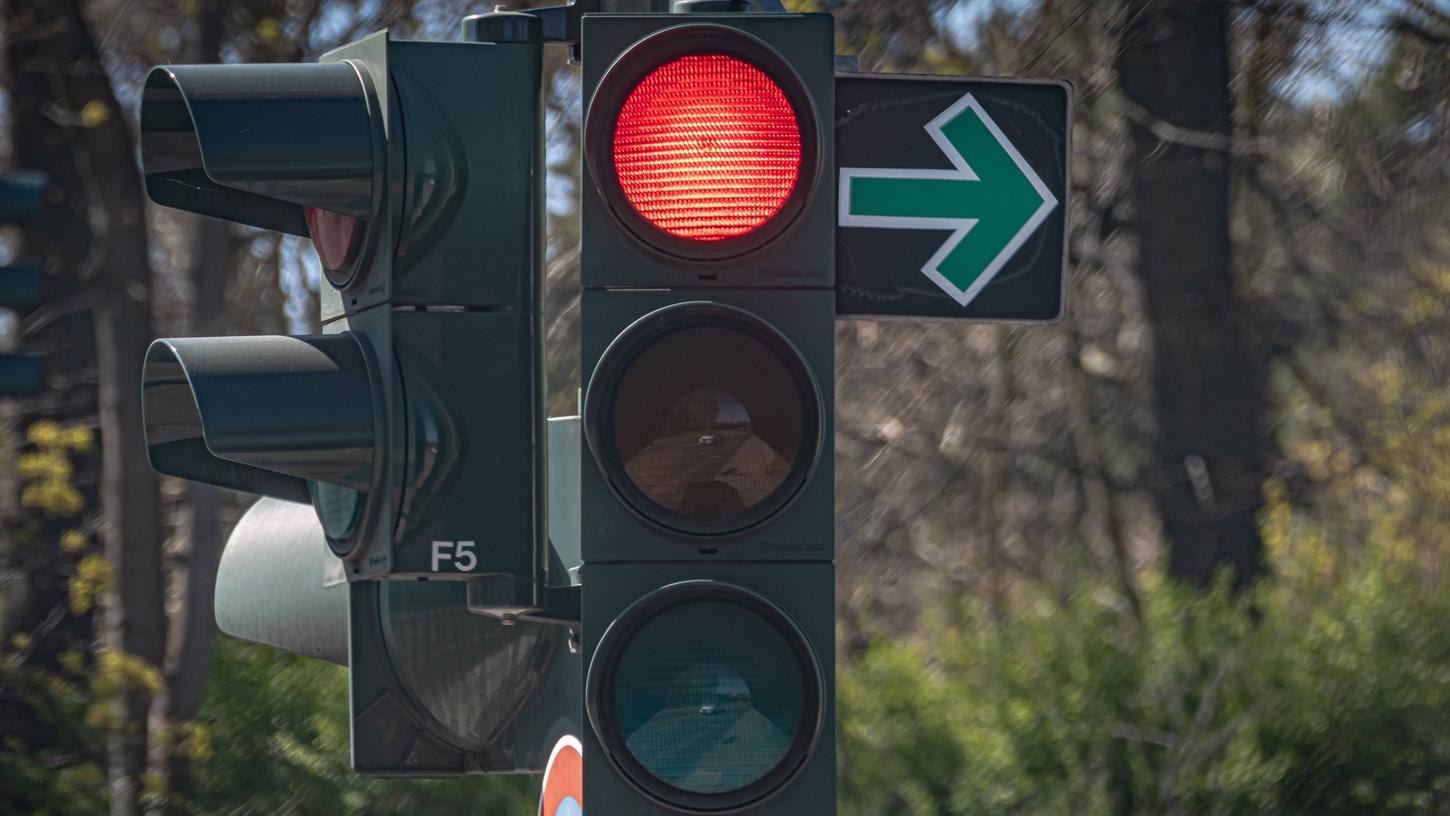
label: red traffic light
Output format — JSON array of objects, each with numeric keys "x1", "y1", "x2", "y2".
[
  {"x1": 305, "y1": 206, "x2": 367, "y2": 287},
  {"x1": 588, "y1": 26, "x2": 818, "y2": 261},
  {"x1": 613, "y1": 53, "x2": 802, "y2": 242}
]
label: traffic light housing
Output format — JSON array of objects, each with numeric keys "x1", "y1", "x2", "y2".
[
  {"x1": 138, "y1": 24, "x2": 547, "y2": 589},
  {"x1": 137, "y1": 16, "x2": 573, "y2": 777},
  {"x1": 577, "y1": 11, "x2": 837, "y2": 814}
]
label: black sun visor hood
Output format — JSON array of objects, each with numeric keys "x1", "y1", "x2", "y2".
[{"x1": 139, "y1": 62, "x2": 382, "y2": 236}]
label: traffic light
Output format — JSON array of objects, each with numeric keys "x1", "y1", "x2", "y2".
[
  {"x1": 136, "y1": 15, "x2": 578, "y2": 775},
  {"x1": 577, "y1": 9, "x2": 837, "y2": 814},
  {"x1": 137, "y1": 19, "x2": 546, "y2": 587},
  {"x1": 0, "y1": 171, "x2": 48, "y2": 394},
  {"x1": 130, "y1": 0, "x2": 1070, "y2": 803}
]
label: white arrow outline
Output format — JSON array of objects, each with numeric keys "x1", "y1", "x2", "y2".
[{"x1": 839, "y1": 92, "x2": 1059, "y2": 307}]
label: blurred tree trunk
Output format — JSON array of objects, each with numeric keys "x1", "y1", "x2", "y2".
[
  {"x1": 1115, "y1": 0, "x2": 1266, "y2": 589},
  {"x1": 148, "y1": 199, "x2": 232, "y2": 816},
  {"x1": 1064, "y1": 318, "x2": 1143, "y2": 621},
  {"x1": 0, "y1": 3, "x2": 103, "y2": 776},
  {"x1": 5, "y1": 0, "x2": 166, "y2": 813},
  {"x1": 147, "y1": 222, "x2": 229, "y2": 814},
  {"x1": 145, "y1": 3, "x2": 227, "y2": 811}
]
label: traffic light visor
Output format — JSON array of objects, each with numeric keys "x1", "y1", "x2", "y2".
[
  {"x1": 141, "y1": 334, "x2": 380, "y2": 504},
  {"x1": 588, "y1": 582, "x2": 823, "y2": 812},
  {"x1": 140, "y1": 63, "x2": 382, "y2": 239},
  {"x1": 587, "y1": 26, "x2": 818, "y2": 260}
]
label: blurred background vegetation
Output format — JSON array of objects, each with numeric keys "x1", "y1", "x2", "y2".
[{"x1": 1, "y1": 0, "x2": 1448, "y2": 813}]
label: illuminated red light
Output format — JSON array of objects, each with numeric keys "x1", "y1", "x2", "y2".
[
  {"x1": 305, "y1": 206, "x2": 366, "y2": 273},
  {"x1": 612, "y1": 53, "x2": 802, "y2": 242}
]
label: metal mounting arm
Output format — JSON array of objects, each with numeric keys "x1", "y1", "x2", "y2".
[{"x1": 514, "y1": 0, "x2": 784, "y2": 46}]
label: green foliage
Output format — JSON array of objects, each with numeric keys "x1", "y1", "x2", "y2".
[
  {"x1": 0, "y1": 642, "x2": 108, "y2": 816},
  {"x1": 840, "y1": 548, "x2": 1450, "y2": 816},
  {"x1": 188, "y1": 638, "x2": 538, "y2": 816},
  {"x1": 16, "y1": 421, "x2": 92, "y2": 519},
  {"x1": 1, "y1": 636, "x2": 537, "y2": 816}
]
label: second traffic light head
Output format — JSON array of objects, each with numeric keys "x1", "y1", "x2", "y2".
[
  {"x1": 0, "y1": 170, "x2": 48, "y2": 395},
  {"x1": 137, "y1": 27, "x2": 549, "y2": 584}
]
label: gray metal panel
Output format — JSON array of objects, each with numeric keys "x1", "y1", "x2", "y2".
[
  {"x1": 548, "y1": 416, "x2": 582, "y2": 587},
  {"x1": 215, "y1": 497, "x2": 348, "y2": 664}
]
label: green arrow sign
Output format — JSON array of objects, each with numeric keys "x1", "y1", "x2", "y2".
[{"x1": 839, "y1": 93, "x2": 1059, "y2": 307}]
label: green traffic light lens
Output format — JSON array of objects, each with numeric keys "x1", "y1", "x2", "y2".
[
  {"x1": 591, "y1": 583, "x2": 822, "y2": 811},
  {"x1": 309, "y1": 480, "x2": 364, "y2": 555},
  {"x1": 614, "y1": 600, "x2": 803, "y2": 793}
]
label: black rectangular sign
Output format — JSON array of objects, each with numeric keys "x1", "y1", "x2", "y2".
[{"x1": 835, "y1": 74, "x2": 1071, "y2": 321}]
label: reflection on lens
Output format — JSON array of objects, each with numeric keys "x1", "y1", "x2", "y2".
[
  {"x1": 612, "y1": 325, "x2": 803, "y2": 522},
  {"x1": 381, "y1": 581, "x2": 555, "y2": 748},
  {"x1": 310, "y1": 480, "x2": 364, "y2": 543},
  {"x1": 611, "y1": 599, "x2": 805, "y2": 794}
]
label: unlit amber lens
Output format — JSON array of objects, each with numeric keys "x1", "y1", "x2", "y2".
[{"x1": 611, "y1": 325, "x2": 802, "y2": 521}]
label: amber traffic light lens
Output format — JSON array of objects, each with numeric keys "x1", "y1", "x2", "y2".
[
  {"x1": 588, "y1": 304, "x2": 821, "y2": 536},
  {"x1": 613, "y1": 325, "x2": 801, "y2": 522}
]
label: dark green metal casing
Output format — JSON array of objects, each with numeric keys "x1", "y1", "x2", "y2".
[
  {"x1": 0, "y1": 171, "x2": 48, "y2": 395},
  {"x1": 137, "y1": 20, "x2": 561, "y2": 779},
  {"x1": 138, "y1": 26, "x2": 547, "y2": 590},
  {"x1": 142, "y1": 334, "x2": 380, "y2": 505},
  {"x1": 578, "y1": 12, "x2": 837, "y2": 814},
  {"x1": 140, "y1": 62, "x2": 378, "y2": 238}
]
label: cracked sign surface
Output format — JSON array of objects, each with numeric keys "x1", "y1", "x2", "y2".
[{"x1": 835, "y1": 75, "x2": 1071, "y2": 321}]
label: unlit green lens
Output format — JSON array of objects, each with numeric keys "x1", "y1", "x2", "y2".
[
  {"x1": 310, "y1": 480, "x2": 363, "y2": 540},
  {"x1": 610, "y1": 599, "x2": 805, "y2": 794}
]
